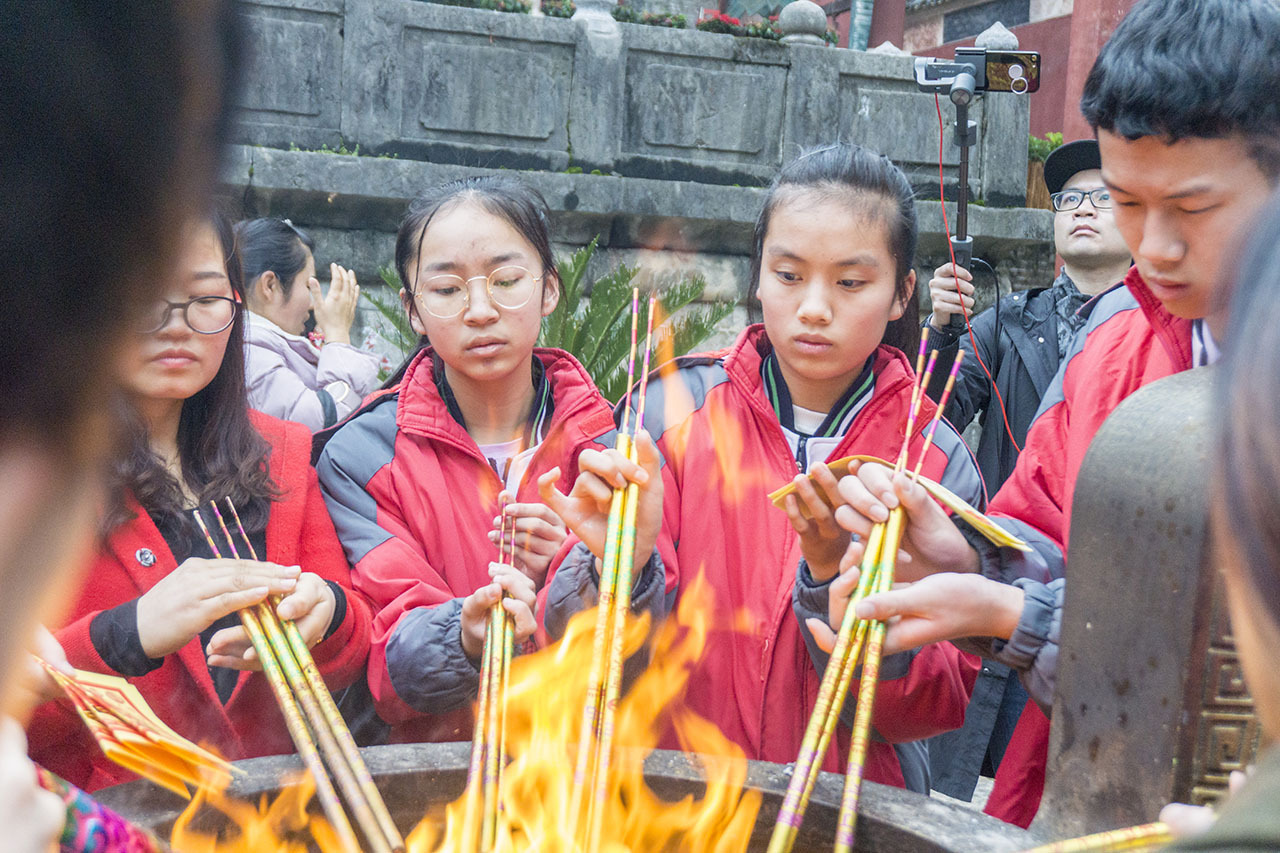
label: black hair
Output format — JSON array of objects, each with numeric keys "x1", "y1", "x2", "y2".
[
  {"x1": 750, "y1": 143, "x2": 920, "y2": 356},
  {"x1": 1081, "y1": 0, "x2": 1280, "y2": 179},
  {"x1": 1215, "y1": 192, "x2": 1280, "y2": 619},
  {"x1": 236, "y1": 218, "x2": 316, "y2": 300},
  {"x1": 0, "y1": 3, "x2": 242, "y2": 460},
  {"x1": 104, "y1": 207, "x2": 278, "y2": 536},
  {"x1": 385, "y1": 176, "x2": 559, "y2": 386}
]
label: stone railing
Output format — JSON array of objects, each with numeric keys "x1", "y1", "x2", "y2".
[
  {"x1": 234, "y1": 0, "x2": 1031, "y2": 202},
  {"x1": 226, "y1": 0, "x2": 1053, "y2": 353}
]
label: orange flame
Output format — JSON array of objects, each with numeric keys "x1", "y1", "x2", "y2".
[{"x1": 171, "y1": 574, "x2": 759, "y2": 851}]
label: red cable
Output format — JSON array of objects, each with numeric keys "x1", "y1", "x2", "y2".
[{"x1": 934, "y1": 92, "x2": 1022, "y2": 454}]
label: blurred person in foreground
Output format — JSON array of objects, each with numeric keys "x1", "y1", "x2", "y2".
[{"x1": 0, "y1": 2, "x2": 242, "y2": 848}]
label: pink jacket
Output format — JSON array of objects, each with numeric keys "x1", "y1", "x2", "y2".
[{"x1": 244, "y1": 312, "x2": 380, "y2": 431}]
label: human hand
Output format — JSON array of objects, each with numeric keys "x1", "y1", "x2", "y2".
[
  {"x1": 806, "y1": 572, "x2": 1025, "y2": 657},
  {"x1": 537, "y1": 431, "x2": 663, "y2": 572},
  {"x1": 781, "y1": 462, "x2": 850, "y2": 583},
  {"x1": 9, "y1": 627, "x2": 72, "y2": 720},
  {"x1": 832, "y1": 460, "x2": 978, "y2": 582},
  {"x1": 205, "y1": 572, "x2": 337, "y2": 670},
  {"x1": 1160, "y1": 769, "x2": 1249, "y2": 838},
  {"x1": 459, "y1": 562, "x2": 539, "y2": 660},
  {"x1": 135, "y1": 558, "x2": 300, "y2": 660},
  {"x1": 0, "y1": 717, "x2": 64, "y2": 853},
  {"x1": 309, "y1": 263, "x2": 359, "y2": 345},
  {"x1": 928, "y1": 262, "x2": 974, "y2": 329},
  {"x1": 488, "y1": 491, "x2": 566, "y2": 587}
]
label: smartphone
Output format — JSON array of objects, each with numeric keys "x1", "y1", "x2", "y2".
[{"x1": 984, "y1": 51, "x2": 1041, "y2": 94}]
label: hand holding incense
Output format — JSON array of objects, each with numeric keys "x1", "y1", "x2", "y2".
[{"x1": 192, "y1": 505, "x2": 403, "y2": 853}]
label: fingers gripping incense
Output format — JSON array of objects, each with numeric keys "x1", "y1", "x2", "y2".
[
  {"x1": 190, "y1": 509, "x2": 361, "y2": 853},
  {"x1": 222, "y1": 500, "x2": 404, "y2": 852}
]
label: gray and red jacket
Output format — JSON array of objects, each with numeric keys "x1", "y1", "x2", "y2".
[
  {"x1": 544, "y1": 326, "x2": 983, "y2": 788},
  {"x1": 315, "y1": 347, "x2": 615, "y2": 743}
]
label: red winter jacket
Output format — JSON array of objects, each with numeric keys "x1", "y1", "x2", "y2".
[
  {"x1": 545, "y1": 326, "x2": 980, "y2": 787},
  {"x1": 315, "y1": 347, "x2": 616, "y2": 744},
  {"x1": 970, "y1": 268, "x2": 1194, "y2": 823},
  {"x1": 28, "y1": 412, "x2": 371, "y2": 791}
]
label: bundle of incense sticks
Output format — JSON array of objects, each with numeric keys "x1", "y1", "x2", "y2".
[
  {"x1": 192, "y1": 500, "x2": 403, "y2": 853},
  {"x1": 1021, "y1": 821, "x2": 1174, "y2": 853},
  {"x1": 460, "y1": 502, "x2": 517, "y2": 851},
  {"x1": 566, "y1": 289, "x2": 657, "y2": 853},
  {"x1": 767, "y1": 332, "x2": 972, "y2": 853}
]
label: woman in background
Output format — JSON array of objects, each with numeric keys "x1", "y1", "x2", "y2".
[{"x1": 238, "y1": 217, "x2": 379, "y2": 430}]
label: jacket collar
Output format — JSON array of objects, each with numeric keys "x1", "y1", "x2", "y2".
[
  {"x1": 246, "y1": 312, "x2": 322, "y2": 362},
  {"x1": 721, "y1": 325, "x2": 932, "y2": 459},
  {"x1": 395, "y1": 346, "x2": 616, "y2": 457},
  {"x1": 1123, "y1": 266, "x2": 1193, "y2": 370}
]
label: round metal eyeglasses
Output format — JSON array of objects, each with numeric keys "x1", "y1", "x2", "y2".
[
  {"x1": 139, "y1": 296, "x2": 239, "y2": 335},
  {"x1": 414, "y1": 266, "x2": 541, "y2": 320},
  {"x1": 1051, "y1": 188, "x2": 1112, "y2": 212}
]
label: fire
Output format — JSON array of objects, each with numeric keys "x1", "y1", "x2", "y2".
[{"x1": 171, "y1": 574, "x2": 760, "y2": 851}]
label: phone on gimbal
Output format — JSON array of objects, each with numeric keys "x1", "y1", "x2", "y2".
[{"x1": 982, "y1": 51, "x2": 1040, "y2": 94}]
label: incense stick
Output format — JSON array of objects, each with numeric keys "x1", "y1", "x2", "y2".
[
  {"x1": 222, "y1": 500, "x2": 404, "y2": 852},
  {"x1": 568, "y1": 294, "x2": 644, "y2": 842},
  {"x1": 190, "y1": 509, "x2": 361, "y2": 853},
  {"x1": 210, "y1": 503, "x2": 398, "y2": 853},
  {"x1": 766, "y1": 523, "x2": 887, "y2": 853},
  {"x1": 586, "y1": 294, "x2": 657, "y2": 852},
  {"x1": 911, "y1": 350, "x2": 965, "y2": 481},
  {"x1": 1020, "y1": 822, "x2": 1174, "y2": 853},
  {"x1": 835, "y1": 349, "x2": 965, "y2": 852},
  {"x1": 769, "y1": 340, "x2": 944, "y2": 853},
  {"x1": 833, "y1": 507, "x2": 904, "y2": 853}
]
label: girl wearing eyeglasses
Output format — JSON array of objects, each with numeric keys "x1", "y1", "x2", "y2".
[
  {"x1": 236, "y1": 218, "x2": 380, "y2": 431},
  {"x1": 314, "y1": 176, "x2": 617, "y2": 744},
  {"x1": 27, "y1": 212, "x2": 371, "y2": 791}
]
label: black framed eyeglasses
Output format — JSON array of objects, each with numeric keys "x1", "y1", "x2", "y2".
[
  {"x1": 1051, "y1": 188, "x2": 1112, "y2": 212},
  {"x1": 139, "y1": 296, "x2": 239, "y2": 335}
]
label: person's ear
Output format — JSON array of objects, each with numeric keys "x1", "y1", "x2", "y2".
[
  {"x1": 402, "y1": 287, "x2": 429, "y2": 337},
  {"x1": 257, "y1": 271, "x2": 282, "y2": 305},
  {"x1": 890, "y1": 269, "x2": 916, "y2": 322},
  {"x1": 540, "y1": 271, "x2": 561, "y2": 318}
]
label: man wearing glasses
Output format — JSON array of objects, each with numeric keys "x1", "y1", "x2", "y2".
[{"x1": 921, "y1": 139, "x2": 1132, "y2": 821}]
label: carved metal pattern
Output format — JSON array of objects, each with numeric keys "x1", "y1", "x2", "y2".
[{"x1": 1188, "y1": 576, "x2": 1262, "y2": 806}]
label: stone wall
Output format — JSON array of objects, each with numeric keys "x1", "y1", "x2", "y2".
[{"x1": 224, "y1": 0, "x2": 1054, "y2": 359}]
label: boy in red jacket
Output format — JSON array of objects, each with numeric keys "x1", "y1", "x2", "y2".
[{"x1": 818, "y1": 0, "x2": 1280, "y2": 825}]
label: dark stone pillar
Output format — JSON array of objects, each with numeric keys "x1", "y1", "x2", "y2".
[{"x1": 1034, "y1": 367, "x2": 1262, "y2": 838}]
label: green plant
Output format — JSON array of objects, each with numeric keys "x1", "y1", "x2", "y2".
[
  {"x1": 363, "y1": 267, "x2": 421, "y2": 378},
  {"x1": 541, "y1": 238, "x2": 735, "y2": 403},
  {"x1": 741, "y1": 18, "x2": 781, "y2": 39},
  {"x1": 612, "y1": 4, "x2": 687, "y2": 27},
  {"x1": 542, "y1": 0, "x2": 574, "y2": 16},
  {"x1": 1028, "y1": 131, "x2": 1064, "y2": 162},
  {"x1": 430, "y1": 0, "x2": 533, "y2": 13}
]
